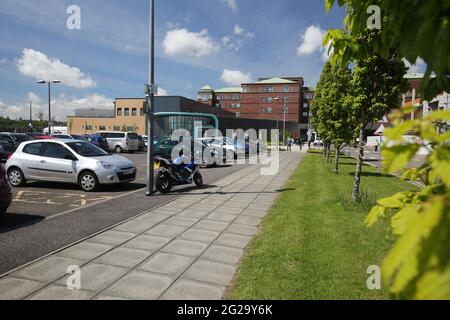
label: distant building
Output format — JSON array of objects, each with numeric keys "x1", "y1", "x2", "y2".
[{"x1": 198, "y1": 76, "x2": 314, "y2": 138}]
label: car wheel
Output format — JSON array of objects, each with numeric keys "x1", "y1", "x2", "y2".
[
  {"x1": 8, "y1": 167, "x2": 26, "y2": 187},
  {"x1": 115, "y1": 146, "x2": 123, "y2": 153},
  {"x1": 193, "y1": 172, "x2": 203, "y2": 187},
  {"x1": 78, "y1": 171, "x2": 99, "y2": 192},
  {"x1": 200, "y1": 159, "x2": 208, "y2": 168},
  {"x1": 0, "y1": 207, "x2": 6, "y2": 216}
]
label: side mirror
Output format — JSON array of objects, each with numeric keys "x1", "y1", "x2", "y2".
[{"x1": 65, "y1": 154, "x2": 78, "y2": 161}]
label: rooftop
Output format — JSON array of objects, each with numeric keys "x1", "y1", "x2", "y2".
[
  {"x1": 256, "y1": 77, "x2": 296, "y2": 84},
  {"x1": 214, "y1": 87, "x2": 241, "y2": 93},
  {"x1": 199, "y1": 85, "x2": 214, "y2": 91},
  {"x1": 404, "y1": 73, "x2": 425, "y2": 79}
]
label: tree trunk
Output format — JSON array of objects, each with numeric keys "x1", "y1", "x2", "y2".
[
  {"x1": 352, "y1": 126, "x2": 365, "y2": 202},
  {"x1": 334, "y1": 145, "x2": 340, "y2": 174},
  {"x1": 326, "y1": 144, "x2": 331, "y2": 163}
]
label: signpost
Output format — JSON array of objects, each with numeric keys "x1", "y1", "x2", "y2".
[{"x1": 146, "y1": 0, "x2": 155, "y2": 196}]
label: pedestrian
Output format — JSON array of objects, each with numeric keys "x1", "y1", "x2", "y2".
[
  {"x1": 287, "y1": 137, "x2": 293, "y2": 151},
  {"x1": 375, "y1": 139, "x2": 379, "y2": 152}
]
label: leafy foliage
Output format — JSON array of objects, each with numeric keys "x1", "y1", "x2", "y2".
[
  {"x1": 365, "y1": 109, "x2": 450, "y2": 299},
  {"x1": 324, "y1": 0, "x2": 450, "y2": 100}
]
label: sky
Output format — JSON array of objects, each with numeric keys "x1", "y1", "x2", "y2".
[{"x1": 0, "y1": 0, "x2": 425, "y2": 121}]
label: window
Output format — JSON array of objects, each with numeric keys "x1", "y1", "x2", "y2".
[
  {"x1": 267, "y1": 108, "x2": 273, "y2": 113},
  {"x1": 124, "y1": 108, "x2": 130, "y2": 116},
  {"x1": 127, "y1": 126, "x2": 134, "y2": 132},
  {"x1": 140, "y1": 108, "x2": 144, "y2": 116},
  {"x1": 242, "y1": 86, "x2": 248, "y2": 93},
  {"x1": 267, "y1": 97, "x2": 273, "y2": 104},
  {"x1": 305, "y1": 93, "x2": 314, "y2": 100},
  {"x1": 99, "y1": 126, "x2": 106, "y2": 131},
  {"x1": 42, "y1": 143, "x2": 72, "y2": 159},
  {"x1": 113, "y1": 126, "x2": 121, "y2": 131},
  {"x1": 217, "y1": 96, "x2": 221, "y2": 100},
  {"x1": 303, "y1": 112, "x2": 309, "y2": 118},
  {"x1": 268, "y1": 86, "x2": 273, "y2": 93},
  {"x1": 260, "y1": 97, "x2": 265, "y2": 104},
  {"x1": 23, "y1": 143, "x2": 43, "y2": 156},
  {"x1": 303, "y1": 102, "x2": 309, "y2": 109},
  {"x1": 261, "y1": 108, "x2": 265, "y2": 113},
  {"x1": 283, "y1": 97, "x2": 289, "y2": 103},
  {"x1": 117, "y1": 108, "x2": 122, "y2": 116},
  {"x1": 236, "y1": 104, "x2": 241, "y2": 109},
  {"x1": 132, "y1": 108, "x2": 137, "y2": 116},
  {"x1": 236, "y1": 112, "x2": 241, "y2": 118},
  {"x1": 284, "y1": 86, "x2": 289, "y2": 93},
  {"x1": 86, "y1": 125, "x2": 93, "y2": 131},
  {"x1": 231, "y1": 104, "x2": 236, "y2": 109}
]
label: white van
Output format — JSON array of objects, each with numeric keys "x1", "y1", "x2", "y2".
[{"x1": 98, "y1": 131, "x2": 139, "y2": 153}]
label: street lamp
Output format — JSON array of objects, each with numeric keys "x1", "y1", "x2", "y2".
[
  {"x1": 274, "y1": 97, "x2": 280, "y2": 131},
  {"x1": 38, "y1": 80, "x2": 61, "y2": 135},
  {"x1": 283, "y1": 102, "x2": 288, "y2": 146}
]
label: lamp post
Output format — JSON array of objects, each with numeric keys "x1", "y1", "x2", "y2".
[
  {"x1": 29, "y1": 101, "x2": 33, "y2": 133},
  {"x1": 283, "y1": 102, "x2": 288, "y2": 146},
  {"x1": 146, "y1": 0, "x2": 156, "y2": 196},
  {"x1": 37, "y1": 80, "x2": 60, "y2": 135}
]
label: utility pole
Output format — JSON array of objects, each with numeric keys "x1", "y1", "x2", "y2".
[
  {"x1": 146, "y1": 0, "x2": 155, "y2": 196},
  {"x1": 29, "y1": 101, "x2": 33, "y2": 133}
]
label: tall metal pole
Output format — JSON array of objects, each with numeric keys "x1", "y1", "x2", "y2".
[
  {"x1": 146, "y1": 0, "x2": 155, "y2": 196},
  {"x1": 29, "y1": 101, "x2": 32, "y2": 133},
  {"x1": 48, "y1": 82, "x2": 51, "y2": 135},
  {"x1": 283, "y1": 103, "x2": 286, "y2": 145}
]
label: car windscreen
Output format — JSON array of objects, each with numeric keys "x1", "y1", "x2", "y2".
[
  {"x1": 12, "y1": 134, "x2": 33, "y2": 142},
  {"x1": 66, "y1": 142, "x2": 109, "y2": 157}
]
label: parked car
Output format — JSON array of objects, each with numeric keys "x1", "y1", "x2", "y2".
[
  {"x1": 28, "y1": 133, "x2": 54, "y2": 140},
  {"x1": 0, "y1": 145, "x2": 7, "y2": 161},
  {"x1": 98, "y1": 131, "x2": 139, "y2": 153},
  {"x1": 52, "y1": 134, "x2": 88, "y2": 141},
  {"x1": 0, "y1": 133, "x2": 33, "y2": 153},
  {"x1": 154, "y1": 138, "x2": 215, "y2": 168},
  {"x1": 313, "y1": 138, "x2": 324, "y2": 147},
  {"x1": 138, "y1": 135, "x2": 147, "y2": 152},
  {"x1": 84, "y1": 134, "x2": 109, "y2": 151},
  {"x1": 6, "y1": 140, "x2": 136, "y2": 192},
  {"x1": 0, "y1": 164, "x2": 12, "y2": 215}
]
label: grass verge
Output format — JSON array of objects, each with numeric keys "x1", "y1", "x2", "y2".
[{"x1": 227, "y1": 153, "x2": 417, "y2": 300}]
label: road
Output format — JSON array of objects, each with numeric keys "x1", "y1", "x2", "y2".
[{"x1": 0, "y1": 152, "x2": 249, "y2": 275}]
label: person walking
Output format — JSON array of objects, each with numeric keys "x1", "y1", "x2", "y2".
[{"x1": 287, "y1": 137, "x2": 293, "y2": 152}]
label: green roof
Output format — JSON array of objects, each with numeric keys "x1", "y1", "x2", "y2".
[
  {"x1": 215, "y1": 87, "x2": 241, "y2": 93},
  {"x1": 199, "y1": 85, "x2": 214, "y2": 91},
  {"x1": 257, "y1": 77, "x2": 296, "y2": 84}
]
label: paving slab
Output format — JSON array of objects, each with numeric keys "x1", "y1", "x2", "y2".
[
  {"x1": 214, "y1": 233, "x2": 252, "y2": 249},
  {"x1": 139, "y1": 253, "x2": 194, "y2": 277},
  {"x1": 145, "y1": 224, "x2": 188, "y2": 238},
  {"x1": 202, "y1": 245, "x2": 244, "y2": 266},
  {"x1": 183, "y1": 260, "x2": 236, "y2": 286},
  {"x1": 161, "y1": 240, "x2": 208, "y2": 257},
  {"x1": 55, "y1": 242, "x2": 113, "y2": 261},
  {"x1": 94, "y1": 247, "x2": 152, "y2": 269},
  {"x1": 27, "y1": 285, "x2": 96, "y2": 300},
  {"x1": 0, "y1": 277, "x2": 45, "y2": 300},
  {"x1": 160, "y1": 279, "x2": 224, "y2": 300},
  {"x1": 104, "y1": 271, "x2": 173, "y2": 300},
  {"x1": 194, "y1": 220, "x2": 230, "y2": 232},
  {"x1": 227, "y1": 224, "x2": 259, "y2": 237},
  {"x1": 123, "y1": 235, "x2": 171, "y2": 252},
  {"x1": 179, "y1": 229, "x2": 220, "y2": 244},
  {"x1": 88, "y1": 230, "x2": 136, "y2": 246}
]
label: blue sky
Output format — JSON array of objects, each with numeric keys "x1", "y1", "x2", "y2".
[{"x1": 0, "y1": 0, "x2": 349, "y2": 120}]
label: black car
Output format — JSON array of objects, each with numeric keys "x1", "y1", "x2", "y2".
[{"x1": 0, "y1": 133, "x2": 33, "y2": 155}]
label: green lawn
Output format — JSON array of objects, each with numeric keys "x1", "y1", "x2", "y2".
[{"x1": 227, "y1": 153, "x2": 417, "y2": 300}]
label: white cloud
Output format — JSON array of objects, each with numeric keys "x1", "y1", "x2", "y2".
[
  {"x1": 156, "y1": 87, "x2": 168, "y2": 96},
  {"x1": 16, "y1": 48, "x2": 97, "y2": 89},
  {"x1": 297, "y1": 25, "x2": 326, "y2": 57},
  {"x1": 234, "y1": 25, "x2": 244, "y2": 35},
  {"x1": 163, "y1": 28, "x2": 218, "y2": 58},
  {"x1": 0, "y1": 58, "x2": 7, "y2": 64},
  {"x1": 222, "y1": 25, "x2": 254, "y2": 51},
  {"x1": 403, "y1": 57, "x2": 427, "y2": 73},
  {"x1": 220, "y1": 69, "x2": 251, "y2": 86},
  {"x1": 0, "y1": 93, "x2": 113, "y2": 121},
  {"x1": 222, "y1": 0, "x2": 237, "y2": 11},
  {"x1": 0, "y1": 99, "x2": 6, "y2": 108}
]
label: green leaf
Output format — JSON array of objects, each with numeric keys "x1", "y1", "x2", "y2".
[
  {"x1": 365, "y1": 205, "x2": 386, "y2": 227},
  {"x1": 325, "y1": 0, "x2": 336, "y2": 13},
  {"x1": 390, "y1": 206, "x2": 420, "y2": 236},
  {"x1": 415, "y1": 268, "x2": 450, "y2": 300},
  {"x1": 384, "y1": 120, "x2": 415, "y2": 141},
  {"x1": 383, "y1": 144, "x2": 421, "y2": 173},
  {"x1": 377, "y1": 196, "x2": 403, "y2": 209}
]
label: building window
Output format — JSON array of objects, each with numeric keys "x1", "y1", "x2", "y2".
[
  {"x1": 283, "y1": 97, "x2": 289, "y2": 103},
  {"x1": 124, "y1": 108, "x2": 130, "y2": 116},
  {"x1": 303, "y1": 112, "x2": 309, "y2": 118},
  {"x1": 236, "y1": 112, "x2": 241, "y2": 118},
  {"x1": 260, "y1": 97, "x2": 265, "y2": 104},
  {"x1": 242, "y1": 86, "x2": 248, "y2": 92},
  {"x1": 268, "y1": 86, "x2": 273, "y2": 93},
  {"x1": 303, "y1": 102, "x2": 309, "y2": 109},
  {"x1": 99, "y1": 125, "x2": 106, "y2": 131},
  {"x1": 231, "y1": 104, "x2": 236, "y2": 109},
  {"x1": 132, "y1": 108, "x2": 137, "y2": 116},
  {"x1": 261, "y1": 108, "x2": 265, "y2": 113},
  {"x1": 217, "y1": 96, "x2": 221, "y2": 100},
  {"x1": 86, "y1": 125, "x2": 93, "y2": 131},
  {"x1": 236, "y1": 104, "x2": 241, "y2": 109},
  {"x1": 140, "y1": 108, "x2": 144, "y2": 116},
  {"x1": 127, "y1": 126, "x2": 135, "y2": 132},
  {"x1": 284, "y1": 86, "x2": 289, "y2": 93},
  {"x1": 117, "y1": 108, "x2": 122, "y2": 116},
  {"x1": 305, "y1": 93, "x2": 314, "y2": 100},
  {"x1": 267, "y1": 108, "x2": 273, "y2": 113},
  {"x1": 267, "y1": 97, "x2": 273, "y2": 104},
  {"x1": 113, "y1": 126, "x2": 120, "y2": 131}
]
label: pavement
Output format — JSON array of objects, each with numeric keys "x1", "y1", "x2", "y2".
[
  {"x1": 0, "y1": 151, "x2": 304, "y2": 300},
  {"x1": 0, "y1": 153, "x2": 248, "y2": 275}
]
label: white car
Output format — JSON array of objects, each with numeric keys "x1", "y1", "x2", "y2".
[{"x1": 6, "y1": 140, "x2": 136, "y2": 192}]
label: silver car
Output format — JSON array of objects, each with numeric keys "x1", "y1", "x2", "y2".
[{"x1": 6, "y1": 140, "x2": 136, "y2": 192}]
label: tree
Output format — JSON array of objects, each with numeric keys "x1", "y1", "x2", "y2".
[
  {"x1": 365, "y1": 109, "x2": 450, "y2": 299},
  {"x1": 312, "y1": 61, "x2": 355, "y2": 173},
  {"x1": 324, "y1": 0, "x2": 450, "y2": 100},
  {"x1": 348, "y1": 52, "x2": 407, "y2": 201},
  {"x1": 37, "y1": 112, "x2": 44, "y2": 122}
]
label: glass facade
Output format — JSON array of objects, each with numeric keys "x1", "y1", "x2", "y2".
[{"x1": 155, "y1": 113, "x2": 218, "y2": 139}]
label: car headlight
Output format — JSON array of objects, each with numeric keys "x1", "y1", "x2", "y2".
[{"x1": 97, "y1": 161, "x2": 116, "y2": 170}]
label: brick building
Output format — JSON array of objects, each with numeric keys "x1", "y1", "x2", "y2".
[{"x1": 198, "y1": 77, "x2": 314, "y2": 137}]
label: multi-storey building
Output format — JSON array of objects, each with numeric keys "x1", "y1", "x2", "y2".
[{"x1": 197, "y1": 76, "x2": 314, "y2": 137}]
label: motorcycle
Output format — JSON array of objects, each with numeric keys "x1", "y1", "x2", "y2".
[{"x1": 154, "y1": 156, "x2": 204, "y2": 193}]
